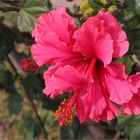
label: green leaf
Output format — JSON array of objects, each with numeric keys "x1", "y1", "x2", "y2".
[
  {"x1": 117, "y1": 55, "x2": 134, "y2": 74},
  {"x1": 60, "y1": 117, "x2": 85, "y2": 139},
  {"x1": 60, "y1": 125, "x2": 75, "y2": 139},
  {"x1": 130, "y1": 126, "x2": 140, "y2": 139},
  {"x1": 116, "y1": 115, "x2": 132, "y2": 131},
  {"x1": 0, "y1": 23, "x2": 14, "y2": 60},
  {"x1": 21, "y1": 117, "x2": 41, "y2": 139},
  {"x1": 17, "y1": 0, "x2": 48, "y2": 32},
  {"x1": 22, "y1": 73, "x2": 44, "y2": 100},
  {"x1": 42, "y1": 96, "x2": 61, "y2": 111},
  {"x1": 0, "y1": 69, "x2": 15, "y2": 93},
  {"x1": 116, "y1": 115, "x2": 140, "y2": 138},
  {"x1": 88, "y1": 0, "x2": 101, "y2": 11},
  {"x1": 88, "y1": 0, "x2": 107, "y2": 13},
  {"x1": 0, "y1": 64, "x2": 7, "y2": 86},
  {"x1": 8, "y1": 92, "x2": 23, "y2": 115},
  {"x1": 70, "y1": 117, "x2": 85, "y2": 139}
]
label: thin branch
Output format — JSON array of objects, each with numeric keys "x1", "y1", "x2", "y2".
[
  {"x1": 23, "y1": 86, "x2": 48, "y2": 139},
  {"x1": 0, "y1": 6, "x2": 19, "y2": 12},
  {"x1": 112, "y1": 132, "x2": 121, "y2": 140},
  {"x1": 8, "y1": 50, "x2": 48, "y2": 140},
  {"x1": 127, "y1": 28, "x2": 140, "y2": 32}
]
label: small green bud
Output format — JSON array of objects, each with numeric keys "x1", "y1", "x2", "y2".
[{"x1": 108, "y1": 5, "x2": 118, "y2": 13}]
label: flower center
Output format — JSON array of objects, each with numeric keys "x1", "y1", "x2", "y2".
[
  {"x1": 96, "y1": 59, "x2": 104, "y2": 68},
  {"x1": 54, "y1": 98, "x2": 75, "y2": 125}
]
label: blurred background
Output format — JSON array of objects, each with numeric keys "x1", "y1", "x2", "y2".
[{"x1": 0, "y1": 0, "x2": 140, "y2": 139}]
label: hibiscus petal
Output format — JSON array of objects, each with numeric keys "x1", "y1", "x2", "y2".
[
  {"x1": 113, "y1": 40, "x2": 129, "y2": 58},
  {"x1": 31, "y1": 33, "x2": 79, "y2": 66},
  {"x1": 76, "y1": 97, "x2": 89, "y2": 123},
  {"x1": 97, "y1": 11, "x2": 129, "y2": 58},
  {"x1": 95, "y1": 101, "x2": 121, "y2": 121},
  {"x1": 74, "y1": 22, "x2": 113, "y2": 66},
  {"x1": 106, "y1": 75, "x2": 133, "y2": 105},
  {"x1": 106, "y1": 62, "x2": 127, "y2": 78},
  {"x1": 129, "y1": 73, "x2": 140, "y2": 89},
  {"x1": 74, "y1": 24, "x2": 99, "y2": 57},
  {"x1": 123, "y1": 73, "x2": 140, "y2": 115},
  {"x1": 43, "y1": 65, "x2": 88, "y2": 98},
  {"x1": 105, "y1": 63, "x2": 135, "y2": 105},
  {"x1": 94, "y1": 38, "x2": 113, "y2": 66},
  {"x1": 75, "y1": 82, "x2": 106, "y2": 122},
  {"x1": 32, "y1": 7, "x2": 76, "y2": 45},
  {"x1": 123, "y1": 94, "x2": 140, "y2": 115},
  {"x1": 88, "y1": 83, "x2": 106, "y2": 120}
]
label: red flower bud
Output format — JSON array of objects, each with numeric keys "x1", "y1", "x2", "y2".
[{"x1": 21, "y1": 58, "x2": 38, "y2": 73}]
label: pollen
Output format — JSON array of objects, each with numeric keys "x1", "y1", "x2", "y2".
[{"x1": 54, "y1": 99, "x2": 74, "y2": 125}]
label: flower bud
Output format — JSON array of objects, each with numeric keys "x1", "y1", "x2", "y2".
[
  {"x1": 108, "y1": 5, "x2": 118, "y2": 14},
  {"x1": 21, "y1": 58, "x2": 38, "y2": 73}
]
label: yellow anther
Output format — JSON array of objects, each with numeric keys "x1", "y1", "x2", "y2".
[{"x1": 54, "y1": 99, "x2": 74, "y2": 125}]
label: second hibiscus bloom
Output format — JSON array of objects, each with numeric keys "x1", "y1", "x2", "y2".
[{"x1": 31, "y1": 7, "x2": 140, "y2": 125}]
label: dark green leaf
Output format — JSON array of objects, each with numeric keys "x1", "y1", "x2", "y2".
[
  {"x1": 130, "y1": 126, "x2": 140, "y2": 139},
  {"x1": 22, "y1": 73, "x2": 44, "y2": 100},
  {"x1": 17, "y1": 0, "x2": 48, "y2": 32},
  {"x1": 0, "y1": 64, "x2": 7, "y2": 86},
  {"x1": 42, "y1": 96, "x2": 61, "y2": 111},
  {"x1": 0, "y1": 23, "x2": 14, "y2": 60},
  {"x1": 60, "y1": 117, "x2": 85, "y2": 139},
  {"x1": 60, "y1": 125, "x2": 75, "y2": 139},
  {"x1": 21, "y1": 117, "x2": 41, "y2": 139},
  {"x1": 71, "y1": 117, "x2": 85, "y2": 139},
  {"x1": 0, "y1": 70, "x2": 15, "y2": 93},
  {"x1": 116, "y1": 115, "x2": 140, "y2": 138},
  {"x1": 8, "y1": 92, "x2": 23, "y2": 115},
  {"x1": 88, "y1": 0, "x2": 101, "y2": 11},
  {"x1": 116, "y1": 115, "x2": 132, "y2": 131}
]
